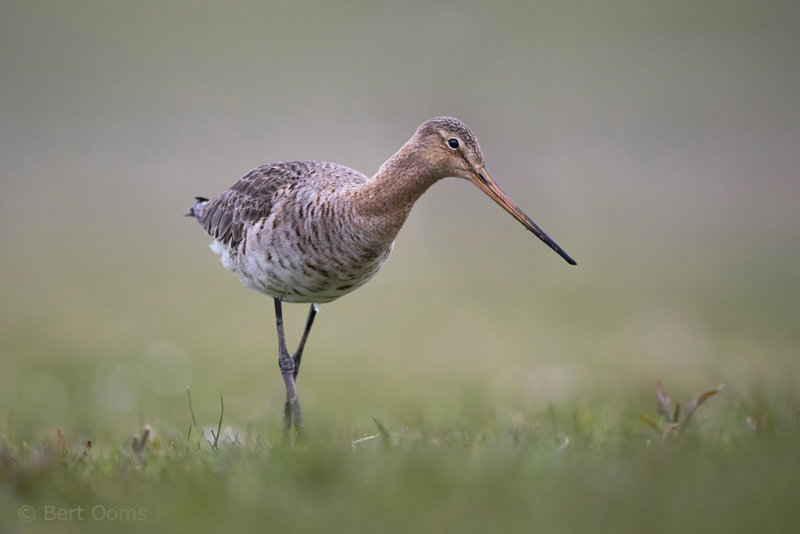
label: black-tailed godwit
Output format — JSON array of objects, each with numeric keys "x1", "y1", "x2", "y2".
[{"x1": 188, "y1": 117, "x2": 576, "y2": 435}]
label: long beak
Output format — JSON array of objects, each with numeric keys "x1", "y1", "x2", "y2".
[{"x1": 471, "y1": 166, "x2": 577, "y2": 265}]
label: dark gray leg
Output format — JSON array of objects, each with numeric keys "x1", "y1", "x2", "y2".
[
  {"x1": 274, "y1": 298, "x2": 304, "y2": 435},
  {"x1": 292, "y1": 303, "x2": 318, "y2": 380}
]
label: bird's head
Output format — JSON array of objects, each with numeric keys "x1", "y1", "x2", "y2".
[
  {"x1": 414, "y1": 116, "x2": 485, "y2": 179},
  {"x1": 413, "y1": 117, "x2": 577, "y2": 266}
]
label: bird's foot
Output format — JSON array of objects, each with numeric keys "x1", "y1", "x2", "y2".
[
  {"x1": 279, "y1": 353, "x2": 306, "y2": 440},
  {"x1": 283, "y1": 397, "x2": 306, "y2": 439}
]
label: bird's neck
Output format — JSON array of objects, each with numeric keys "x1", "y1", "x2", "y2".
[{"x1": 353, "y1": 138, "x2": 441, "y2": 224}]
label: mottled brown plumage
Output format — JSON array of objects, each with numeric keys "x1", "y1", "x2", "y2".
[{"x1": 188, "y1": 117, "x2": 576, "y2": 435}]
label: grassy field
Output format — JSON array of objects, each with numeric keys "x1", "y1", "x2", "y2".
[
  {"x1": 2, "y1": 372, "x2": 799, "y2": 534},
  {"x1": 2, "y1": 1, "x2": 800, "y2": 532},
  {"x1": 2, "y1": 242, "x2": 799, "y2": 534},
  {"x1": 3, "y1": 401, "x2": 799, "y2": 534}
]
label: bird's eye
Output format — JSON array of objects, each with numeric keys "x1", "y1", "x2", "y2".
[{"x1": 447, "y1": 138, "x2": 460, "y2": 149}]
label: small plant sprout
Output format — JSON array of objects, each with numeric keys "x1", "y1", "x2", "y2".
[
  {"x1": 131, "y1": 425, "x2": 151, "y2": 462},
  {"x1": 640, "y1": 380, "x2": 724, "y2": 440}
]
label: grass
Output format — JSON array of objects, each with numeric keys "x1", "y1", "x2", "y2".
[{"x1": 2, "y1": 384, "x2": 799, "y2": 534}]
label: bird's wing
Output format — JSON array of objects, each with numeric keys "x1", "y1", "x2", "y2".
[{"x1": 197, "y1": 161, "x2": 365, "y2": 247}]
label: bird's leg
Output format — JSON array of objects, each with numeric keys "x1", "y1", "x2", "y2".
[
  {"x1": 273, "y1": 298, "x2": 304, "y2": 436},
  {"x1": 292, "y1": 304, "x2": 318, "y2": 380}
]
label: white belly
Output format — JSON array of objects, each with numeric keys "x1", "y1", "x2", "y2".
[{"x1": 210, "y1": 237, "x2": 393, "y2": 303}]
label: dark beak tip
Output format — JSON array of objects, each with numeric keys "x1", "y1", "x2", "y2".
[{"x1": 559, "y1": 252, "x2": 577, "y2": 265}]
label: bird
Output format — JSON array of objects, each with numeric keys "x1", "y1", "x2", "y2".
[{"x1": 188, "y1": 117, "x2": 576, "y2": 436}]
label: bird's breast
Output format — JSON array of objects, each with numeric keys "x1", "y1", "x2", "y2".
[{"x1": 216, "y1": 192, "x2": 396, "y2": 303}]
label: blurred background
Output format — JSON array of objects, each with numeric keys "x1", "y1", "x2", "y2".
[{"x1": 1, "y1": 0, "x2": 798, "y2": 438}]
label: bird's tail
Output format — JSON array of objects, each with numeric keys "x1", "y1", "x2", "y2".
[{"x1": 186, "y1": 196, "x2": 209, "y2": 218}]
